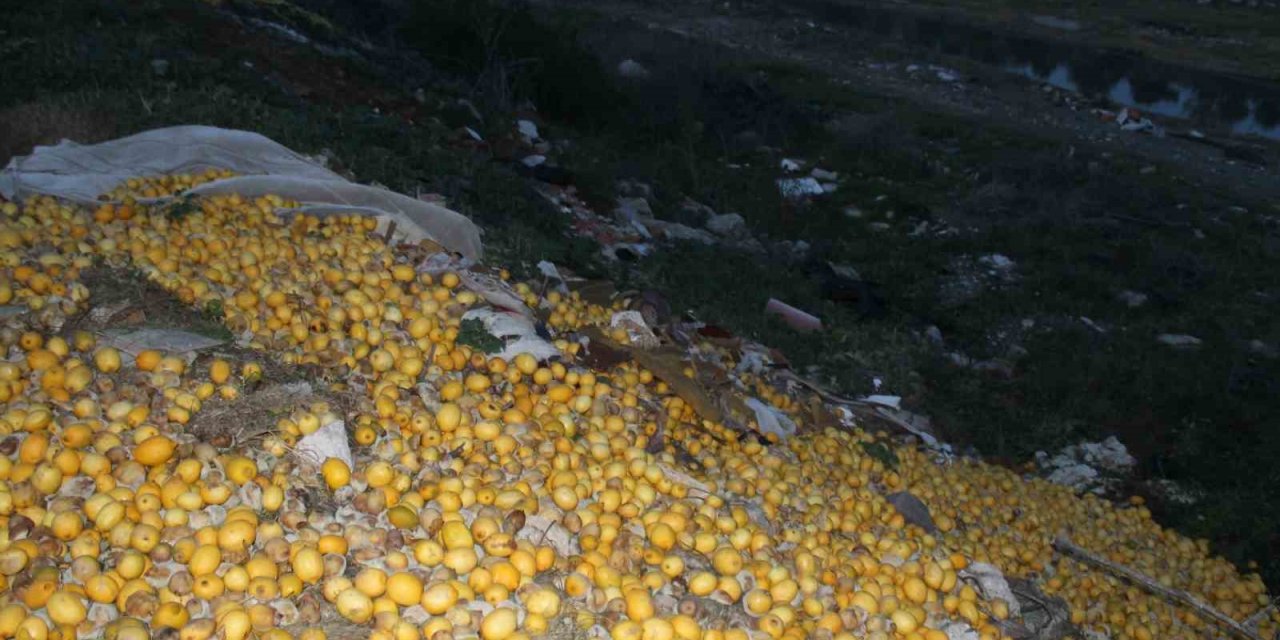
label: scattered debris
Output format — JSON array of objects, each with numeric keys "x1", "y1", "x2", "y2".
[
  {"x1": 1035, "y1": 436, "x2": 1136, "y2": 494},
  {"x1": 705, "y1": 212, "x2": 747, "y2": 238},
  {"x1": 616, "y1": 58, "x2": 651, "y2": 79},
  {"x1": 1157, "y1": 333, "x2": 1203, "y2": 348},
  {"x1": 295, "y1": 417, "x2": 354, "y2": 470},
  {"x1": 776, "y1": 176, "x2": 825, "y2": 199},
  {"x1": 1117, "y1": 289, "x2": 1149, "y2": 308},
  {"x1": 886, "y1": 491, "x2": 937, "y2": 533},
  {"x1": 517, "y1": 119, "x2": 540, "y2": 142},
  {"x1": 764, "y1": 298, "x2": 823, "y2": 332},
  {"x1": 460, "y1": 308, "x2": 559, "y2": 361}
]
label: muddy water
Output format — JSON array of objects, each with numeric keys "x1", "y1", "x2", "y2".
[{"x1": 800, "y1": 0, "x2": 1280, "y2": 140}]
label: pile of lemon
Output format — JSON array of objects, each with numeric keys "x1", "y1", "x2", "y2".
[{"x1": 0, "y1": 179, "x2": 1270, "y2": 640}]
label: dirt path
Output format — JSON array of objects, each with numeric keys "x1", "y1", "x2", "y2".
[{"x1": 536, "y1": 0, "x2": 1280, "y2": 205}]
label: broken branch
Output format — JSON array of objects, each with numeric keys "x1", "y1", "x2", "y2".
[{"x1": 1052, "y1": 535, "x2": 1261, "y2": 640}]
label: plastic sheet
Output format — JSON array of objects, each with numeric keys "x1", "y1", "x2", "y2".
[{"x1": 0, "y1": 125, "x2": 482, "y2": 260}]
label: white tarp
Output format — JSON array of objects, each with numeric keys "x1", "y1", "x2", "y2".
[{"x1": 0, "y1": 125, "x2": 482, "y2": 260}]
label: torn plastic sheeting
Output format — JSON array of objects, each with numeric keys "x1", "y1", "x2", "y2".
[
  {"x1": 461, "y1": 308, "x2": 559, "y2": 362},
  {"x1": 101, "y1": 328, "x2": 225, "y2": 362},
  {"x1": 745, "y1": 397, "x2": 797, "y2": 440},
  {"x1": 188, "y1": 175, "x2": 482, "y2": 261},
  {"x1": 609, "y1": 310, "x2": 660, "y2": 349},
  {"x1": 294, "y1": 419, "x2": 354, "y2": 470},
  {"x1": 459, "y1": 271, "x2": 531, "y2": 316},
  {"x1": 960, "y1": 563, "x2": 1022, "y2": 617},
  {"x1": 0, "y1": 126, "x2": 483, "y2": 261},
  {"x1": 0, "y1": 125, "x2": 342, "y2": 203}
]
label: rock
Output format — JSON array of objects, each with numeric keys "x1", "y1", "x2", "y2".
[
  {"x1": 1249, "y1": 339, "x2": 1278, "y2": 358},
  {"x1": 980, "y1": 253, "x2": 1016, "y2": 271},
  {"x1": 810, "y1": 167, "x2": 838, "y2": 181},
  {"x1": 520, "y1": 154, "x2": 546, "y2": 168},
  {"x1": 648, "y1": 220, "x2": 717, "y2": 244},
  {"x1": 680, "y1": 198, "x2": 716, "y2": 222},
  {"x1": 517, "y1": 119, "x2": 540, "y2": 142},
  {"x1": 705, "y1": 212, "x2": 747, "y2": 238},
  {"x1": 886, "y1": 491, "x2": 937, "y2": 533},
  {"x1": 613, "y1": 197, "x2": 653, "y2": 224},
  {"x1": 151, "y1": 59, "x2": 170, "y2": 77},
  {"x1": 843, "y1": 205, "x2": 864, "y2": 219},
  {"x1": 925, "y1": 325, "x2": 944, "y2": 345},
  {"x1": 1031, "y1": 15, "x2": 1081, "y2": 30},
  {"x1": 1157, "y1": 333, "x2": 1202, "y2": 348},
  {"x1": 616, "y1": 179, "x2": 653, "y2": 200},
  {"x1": 617, "y1": 58, "x2": 650, "y2": 79},
  {"x1": 1117, "y1": 290, "x2": 1148, "y2": 308}
]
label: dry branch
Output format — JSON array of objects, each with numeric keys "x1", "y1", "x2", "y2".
[{"x1": 1052, "y1": 535, "x2": 1261, "y2": 640}]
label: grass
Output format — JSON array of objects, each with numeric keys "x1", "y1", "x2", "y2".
[{"x1": 4, "y1": 0, "x2": 1279, "y2": 588}]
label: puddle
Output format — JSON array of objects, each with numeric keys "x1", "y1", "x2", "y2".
[{"x1": 800, "y1": 1, "x2": 1280, "y2": 140}]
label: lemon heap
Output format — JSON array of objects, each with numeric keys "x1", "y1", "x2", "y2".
[{"x1": 0, "y1": 180, "x2": 1271, "y2": 640}]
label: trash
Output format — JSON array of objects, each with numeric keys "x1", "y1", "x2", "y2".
[
  {"x1": 763, "y1": 298, "x2": 823, "y2": 332},
  {"x1": 617, "y1": 58, "x2": 651, "y2": 79},
  {"x1": 776, "y1": 177, "x2": 825, "y2": 199},
  {"x1": 536, "y1": 260, "x2": 566, "y2": 285},
  {"x1": 295, "y1": 418, "x2": 354, "y2": 470},
  {"x1": 780, "y1": 158, "x2": 803, "y2": 172},
  {"x1": 961, "y1": 563, "x2": 1022, "y2": 618},
  {"x1": 464, "y1": 126, "x2": 483, "y2": 142},
  {"x1": 517, "y1": 119, "x2": 540, "y2": 142},
  {"x1": 980, "y1": 254, "x2": 1016, "y2": 271},
  {"x1": 809, "y1": 167, "x2": 838, "y2": 181},
  {"x1": 886, "y1": 491, "x2": 937, "y2": 533},
  {"x1": 609, "y1": 310, "x2": 660, "y2": 349},
  {"x1": 1117, "y1": 290, "x2": 1148, "y2": 308},
  {"x1": 461, "y1": 308, "x2": 560, "y2": 361},
  {"x1": 705, "y1": 212, "x2": 747, "y2": 238},
  {"x1": 520, "y1": 154, "x2": 546, "y2": 168},
  {"x1": 744, "y1": 397, "x2": 798, "y2": 441},
  {"x1": 101, "y1": 328, "x2": 225, "y2": 361},
  {"x1": 1096, "y1": 107, "x2": 1165, "y2": 136},
  {"x1": 1035, "y1": 436, "x2": 1136, "y2": 494},
  {"x1": 614, "y1": 197, "x2": 653, "y2": 224},
  {"x1": 843, "y1": 205, "x2": 864, "y2": 218},
  {"x1": 1031, "y1": 15, "x2": 1081, "y2": 31},
  {"x1": 1157, "y1": 333, "x2": 1202, "y2": 348},
  {"x1": 0, "y1": 125, "x2": 483, "y2": 260},
  {"x1": 862, "y1": 395, "x2": 901, "y2": 409}
]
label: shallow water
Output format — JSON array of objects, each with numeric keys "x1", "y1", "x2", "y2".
[{"x1": 801, "y1": 0, "x2": 1280, "y2": 140}]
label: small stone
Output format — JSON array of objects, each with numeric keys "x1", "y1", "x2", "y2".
[
  {"x1": 705, "y1": 212, "x2": 748, "y2": 238},
  {"x1": 617, "y1": 58, "x2": 650, "y2": 79}
]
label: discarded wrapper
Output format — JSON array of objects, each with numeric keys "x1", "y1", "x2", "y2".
[
  {"x1": 295, "y1": 419, "x2": 354, "y2": 470},
  {"x1": 764, "y1": 298, "x2": 823, "y2": 332}
]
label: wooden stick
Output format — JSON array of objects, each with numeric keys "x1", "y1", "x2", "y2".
[{"x1": 1052, "y1": 535, "x2": 1261, "y2": 640}]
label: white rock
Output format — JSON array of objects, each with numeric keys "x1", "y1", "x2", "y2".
[
  {"x1": 614, "y1": 196, "x2": 653, "y2": 223},
  {"x1": 517, "y1": 119, "x2": 539, "y2": 141}
]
